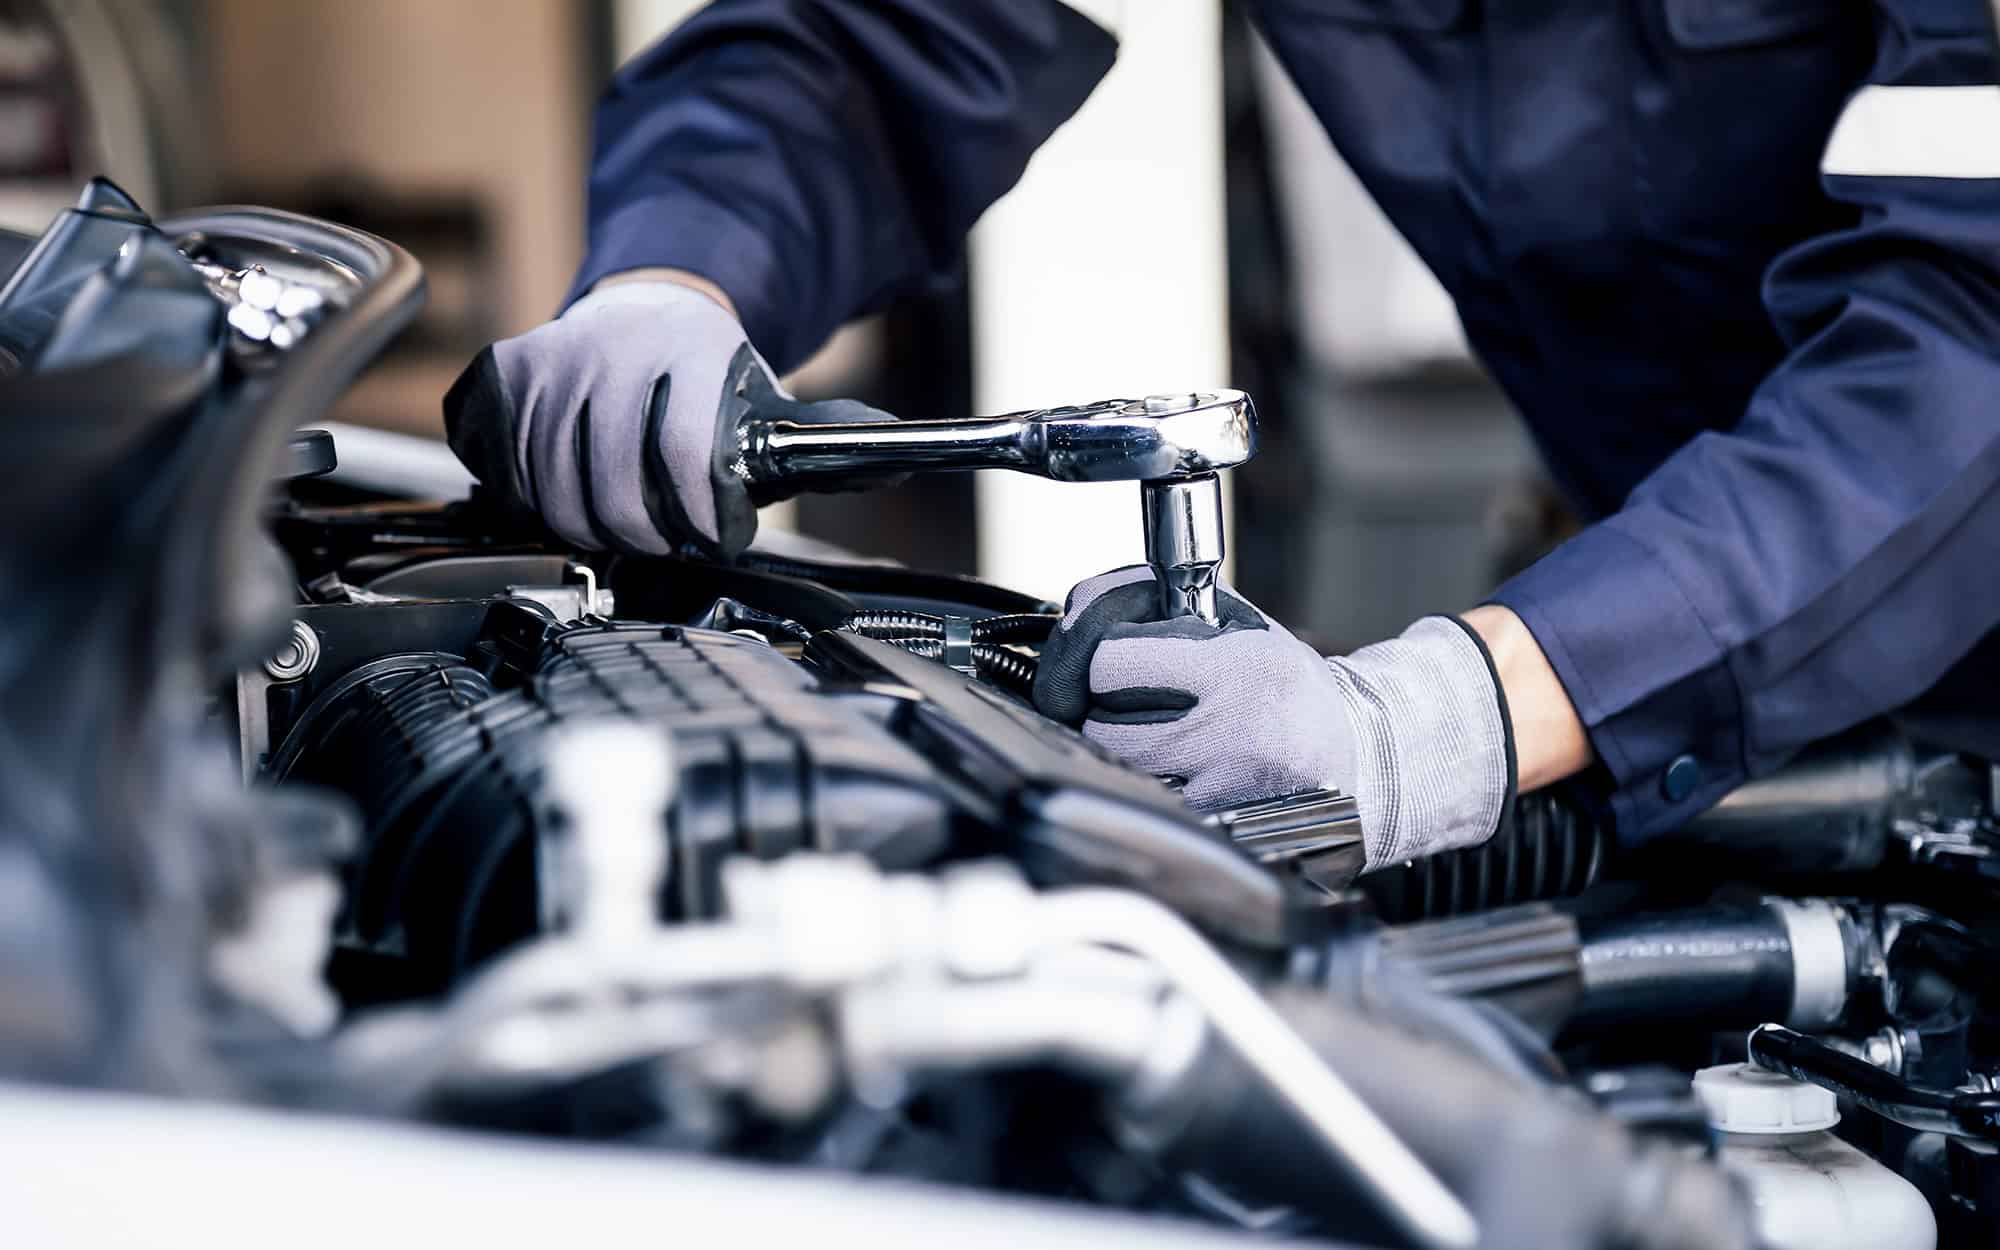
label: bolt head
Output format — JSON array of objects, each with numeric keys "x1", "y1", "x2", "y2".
[
  {"x1": 228, "y1": 302, "x2": 275, "y2": 342},
  {"x1": 274, "y1": 284, "x2": 324, "y2": 318},
  {"x1": 263, "y1": 621, "x2": 320, "y2": 681},
  {"x1": 238, "y1": 267, "x2": 285, "y2": 310}
]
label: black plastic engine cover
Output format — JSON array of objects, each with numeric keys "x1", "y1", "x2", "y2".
[
  {"x1": 277, "y1": 610, "x2": 951, "y2": 1002},
  {"x1": 807, "y1": 631, "x2": 1326, "y2": 950}
]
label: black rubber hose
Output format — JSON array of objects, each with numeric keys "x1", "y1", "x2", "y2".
[
  {"x1": 1749, "y1": 1024, "x2": 2000, "y2": 1141},
  {"x1": 1372, "y1": 901, "x2": 1860, "y2": 1043},
  {"x1": 1566, "y1": 903, "x2": 1799, "y2": 1035}
]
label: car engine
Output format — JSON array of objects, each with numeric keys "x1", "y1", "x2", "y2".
[{"x1": 6, "y1": 182, "x2": 2000, "y2": 1250}]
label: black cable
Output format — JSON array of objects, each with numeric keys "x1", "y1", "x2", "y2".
[{"x1": 1749, "y1": 1024, "x2": 2000, "y2": 1141}]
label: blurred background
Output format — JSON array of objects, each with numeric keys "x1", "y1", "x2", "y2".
[{"x1": 0, "y1": 0, "x2": 1573, "y2": 653}]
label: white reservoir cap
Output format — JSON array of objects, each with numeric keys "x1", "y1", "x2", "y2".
[{"x1": 1694, "y1": 1063, "x2": 1840, "y2": 1135}]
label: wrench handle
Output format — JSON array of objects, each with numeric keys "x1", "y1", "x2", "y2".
[{"x1": 743, "y1": 416, "x2": 1034, "y2": 485}]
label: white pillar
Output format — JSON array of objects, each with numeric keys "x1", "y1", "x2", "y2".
[
  {"x1": 969, "y1": 0, "x2": 1229, "y2": 602},
  {"x1": 611, "y1": 0, "x2": 707, "y2": 60}
]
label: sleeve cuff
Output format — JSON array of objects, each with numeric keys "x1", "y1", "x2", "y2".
[
  {"x1": 1486, "y1": 520, "x2": 1747, "y2": 843},
  {"x1": 1442, "y1": 614, "x2": 1518, "y2": 847},
  {"x1": 566, "y1": 189, "x2": 801, "y2": 370}
]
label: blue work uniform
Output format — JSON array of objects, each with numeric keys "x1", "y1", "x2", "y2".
[{"x1": 569, "y1": 0, "x2": 2000, "y2": 843}]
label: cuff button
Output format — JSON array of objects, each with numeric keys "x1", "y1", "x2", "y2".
[{"x1": 1662, "y1": 754, "x2": 1702, "y2": 802}]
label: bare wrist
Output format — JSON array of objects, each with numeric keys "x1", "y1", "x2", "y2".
[
  {"x1": 591, "y1": 267, "x2": 739, "y2": 319},
  {"x1": 1460, "y1": 603, "x2": 1593, "y2": 792}
]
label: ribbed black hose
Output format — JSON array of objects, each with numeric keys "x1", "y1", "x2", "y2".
[
  {"x1": 1359, "y1": 790, "x2": 1611, "y2": 922},
  {"x1": 843, "y1": 609, "x2": 946, "y2": 638},
  {"x1": 972, "y1": 613, "x2": 1059, "y2": 643},
  {"x1": 843, "y1": 609, "x2": 1057, "y2": 645},
  {"x1": 970, "y1": 644, "x2": 1038, "y2": 692},
  {"x1": 875, "y1": 635, "x2": 1039, "y2": 696}
]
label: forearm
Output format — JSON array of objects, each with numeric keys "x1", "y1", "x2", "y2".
[{"x1": 1460, "y1": 604, "x2": 1592, "y2": 793}]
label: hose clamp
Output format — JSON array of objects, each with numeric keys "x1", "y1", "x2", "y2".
[
  {"x1": 942, "y1": 615, "x2": 976, "y2": 678},
  {"x1": 1769, "y1": 898, "x2": 1850, "y2": 1030}
]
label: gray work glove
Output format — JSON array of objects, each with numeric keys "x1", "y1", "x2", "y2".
[
  {"x1": 443, "y1": 280, "x2": 896, "y2": 558},
  {"x1": 1033, "y1": 566, "x2": 1516, "y2": 871}
]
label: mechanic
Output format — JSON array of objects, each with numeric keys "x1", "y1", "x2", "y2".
[{"x1": 444, "y1": 1, "x2": 2000, "y2": 871}]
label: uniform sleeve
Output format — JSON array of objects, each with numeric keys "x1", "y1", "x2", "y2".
[
  {"x1": 1489, "y1": 0, "x2": 2000, "y2": 842},
  {"x1": 568, "y1": 0, "x2": 1120, "y2": 373}
]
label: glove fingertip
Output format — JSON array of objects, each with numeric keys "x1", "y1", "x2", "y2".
[
  {"x1": 443, "y1": 345, "x2": 539, "y2": 519},
  {"x1": 1031, "y1": 660, "x2": 1089, "y2": 725},
  {"x1": 685, "y1": 347, "x2": 758, "y2": 558},
  {"x1": 443, "y1": 347, "x2": 507, "y2": 468}
]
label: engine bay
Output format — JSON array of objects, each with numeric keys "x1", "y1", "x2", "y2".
[{"x1": 8, "y1": 182, "x2": 2000, "y2": 1250}]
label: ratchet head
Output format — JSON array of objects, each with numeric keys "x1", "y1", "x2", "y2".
[{"x1": 1030, "y1": 390, "x2": 1257, "y2": 484}]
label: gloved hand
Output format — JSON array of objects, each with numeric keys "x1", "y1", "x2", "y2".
[
  {"x1": 1032, "y1": 566, "x2": 1516, "y2": 870},
  {"x1": 442, "y1": 279, "x2": 896, "y2": 558}
]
